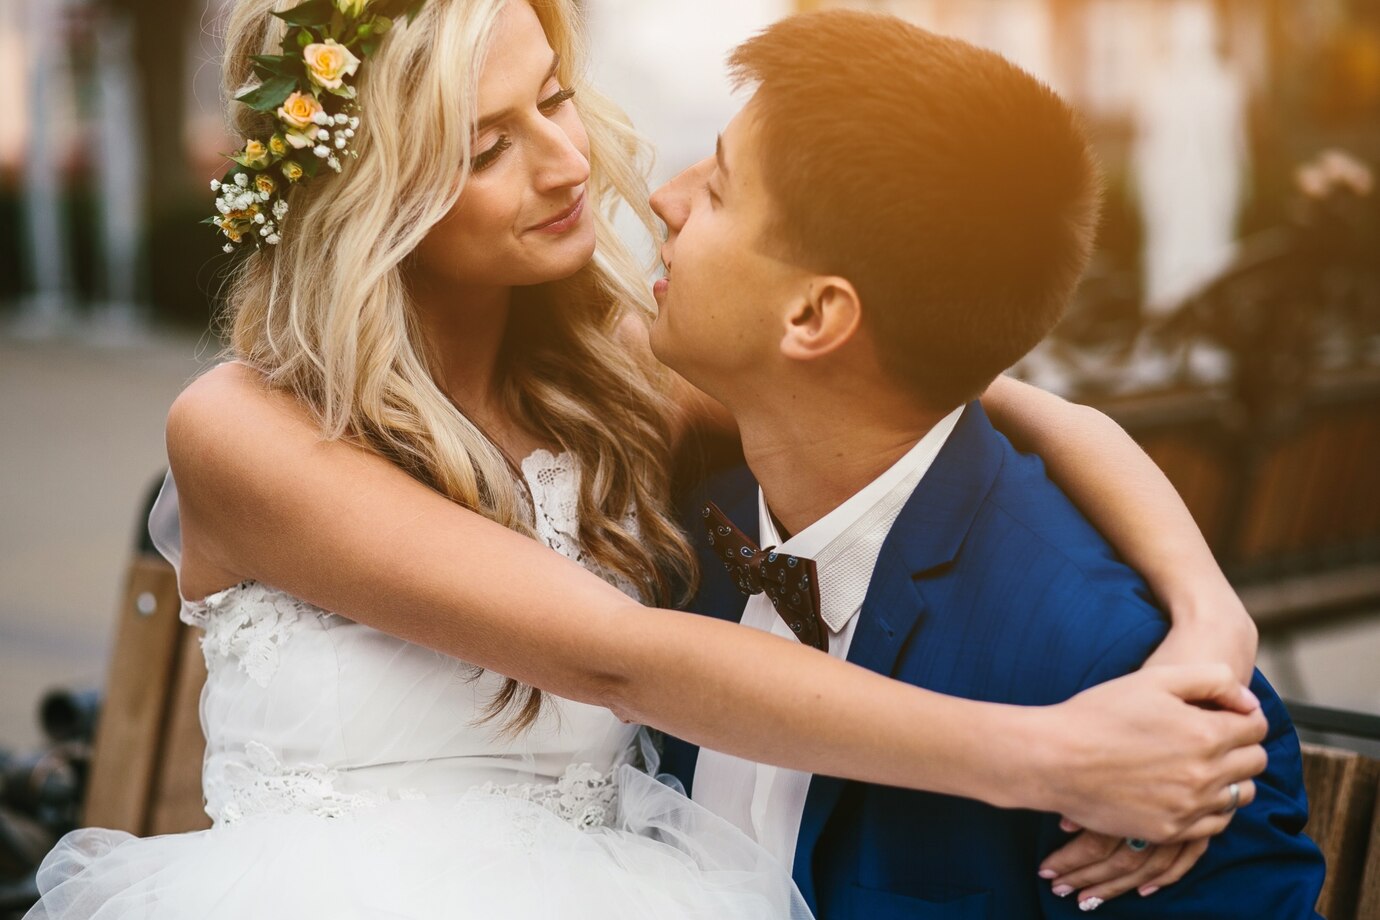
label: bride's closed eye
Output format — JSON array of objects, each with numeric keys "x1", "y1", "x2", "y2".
[
  {"x1": 538, "y1": 87, "x2": 576, "y2": 115},
  {"x1": 470, "y1": 87, "x2": 577, "y2": 173}
]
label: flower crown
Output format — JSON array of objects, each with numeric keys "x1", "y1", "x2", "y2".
[{"x1": 208, "y1": 0, "x2": 427, "y2": 252}]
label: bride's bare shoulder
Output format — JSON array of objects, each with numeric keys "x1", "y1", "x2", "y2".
[
  {"x1": 166, "y1": 362, "x2": 325, "y2": 488},
  {"x1": 169, "y1": 362, "x2": 311, "y2": 441}
]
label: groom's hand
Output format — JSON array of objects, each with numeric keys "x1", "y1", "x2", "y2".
[
  {"x1": 1037, "y1": 664, "x2": 1267, "y2": 844},
  {"x1": 1038, "y1": 828, "x2": 1209, "y2": 909}
]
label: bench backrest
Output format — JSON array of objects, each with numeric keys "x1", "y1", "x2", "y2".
[
  {"x1": 1301, "y1": 743, "x2": 1380, "y2": 920},
  {"x1": 83, "y1": 554, "x2": 209, "y2": 835}
]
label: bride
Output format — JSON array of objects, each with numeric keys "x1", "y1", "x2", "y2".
[{"x1": 29, "y1": 0, "x2": 1265, "y2": 916}]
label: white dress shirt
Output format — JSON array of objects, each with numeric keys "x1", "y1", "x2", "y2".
[{"x1": 691, "y1": 405, "x2": 965, "y2": 866}]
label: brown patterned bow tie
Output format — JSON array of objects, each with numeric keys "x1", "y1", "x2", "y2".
[{"x1": 701, "y1": 502, "x2": 828, "y2": 653}]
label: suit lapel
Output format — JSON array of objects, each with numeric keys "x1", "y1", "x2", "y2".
[{"x1": 792, "y1": 402, "x2": 1007, "y2": 904}]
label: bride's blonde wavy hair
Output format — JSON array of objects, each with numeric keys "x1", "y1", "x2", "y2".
[{"x1": 219, "y1": 0, "x2": 696, "y2": 729}]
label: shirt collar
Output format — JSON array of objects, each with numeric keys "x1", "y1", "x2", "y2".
[{"x1": 757, "y1": 405, "x2": 964, "y2": 634}]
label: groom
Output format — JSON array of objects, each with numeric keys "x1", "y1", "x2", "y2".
[{"x1": 650, "y1": 11, "x2": 1324, "y2": 919}]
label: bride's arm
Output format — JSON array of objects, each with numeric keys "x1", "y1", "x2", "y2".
[
  {"x1": 169, "y1": 363, "x2": 1265, "y2": 844},
  {"x1": 979, "y1": 376, "x2": 1257, "y2": 681}
]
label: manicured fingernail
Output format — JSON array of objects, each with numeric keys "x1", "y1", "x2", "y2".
[
  {"x1": 1038, "y1": 869, "x2": 1057, "y2": 879},
  {"x1": 1241, "y1": 687, "x2": 1260, "y2": 709},
  {"x1": 1079, "y1": 897, "x2": 1104, "y2": 912},
  {"x1": 1139, "y1": 885, "x2": 1159, "y2": 897},
  {"x1": 1052, "y1": 885, "x2": 1074, "y2": 897},
  {"x1": 1059, "y1": 818, "x2": 1080, "y2": 833}
]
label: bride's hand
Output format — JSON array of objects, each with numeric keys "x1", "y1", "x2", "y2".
[
  {"x1": 1037, "y1": 824, "x2": 1209, "y2": 909},
  {"x1": 1030, "y1": 663, "x2": 1267, "y2": 843}
]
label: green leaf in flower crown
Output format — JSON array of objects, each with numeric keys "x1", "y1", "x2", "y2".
[
  {"x1": 235, "y1": 75, "x2": 299, "y2": 113},
  {"x1": 272, "y1": 0, "x2": 334, "y2": 28},
  {"x1": 250, "y1": 54, "x2": 304, "y2": 82},
  {"x1": 371, "y1": 0, "x2": 427, "y2": 24},
  {"x1": 299, "y1": 154, "x2": 322, "y2": 179}
]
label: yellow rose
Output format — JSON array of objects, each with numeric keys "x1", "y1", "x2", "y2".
[
  {"x1": 303, "y1": 39, "x2": 361, "y2": 92},
  {"x1": 281, "y1": 160, "x2": 305, "y2": 183},
  {"x1": 277, "y1": 91, "x2": 324, "y2": 132},
  {"x1": 335, "y1": 0, "x2": 369, "y2": 16},
  {"x1": 242, "y1": 139, "x2": 270, "y2": 170},
  {"x1": 255, "y1": 174, "x2": 277, "y2": 196},
  {"x1": 268, "y1": 134, "x2": 288, "y2": 157}
]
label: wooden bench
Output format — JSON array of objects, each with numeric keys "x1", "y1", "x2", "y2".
[
  {"x1": 1300, "y1": 745, "x2": 1379, "y2": 919},
  {"x1": 82, "y1": 546, "x2": 209, "y2": 836}
]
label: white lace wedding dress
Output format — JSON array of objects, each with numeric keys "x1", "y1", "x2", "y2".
[{"x1": 27, "y1": 450, "x2": 810, "y2": 919}]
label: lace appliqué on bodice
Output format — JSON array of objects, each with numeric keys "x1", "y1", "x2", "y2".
[
  {"x1": 208, "y1": 741, "x2": 419, "y2": 825},
  {"x1": 522, "y1": 449, "x2": 642, "y2": 601},
  {"x1": 182, "y1": 580, "x2": 317, "y2": 687},
  {"x1": 476, "y1": 762, "x2": 619, "y2": 830}
]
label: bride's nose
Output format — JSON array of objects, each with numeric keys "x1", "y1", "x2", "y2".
[{"x1": 532, "y1": 119, "x2": 590, "y2": 194}]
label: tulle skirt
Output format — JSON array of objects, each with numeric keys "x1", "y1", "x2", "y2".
[{"x1": 26, "y1": 766, "x2": 812, "y2": 919}]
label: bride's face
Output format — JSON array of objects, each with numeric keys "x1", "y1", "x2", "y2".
[{"x1": 414, "y1": 1, "x2": 594, "y2": 288}]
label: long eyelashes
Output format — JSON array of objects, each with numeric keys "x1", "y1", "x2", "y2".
[
  {"x1": 538, "y1": 87, "x2": 576, "y2": 114},
  {"x1": 470, "y1": 87, "x2": 577, "y2": 173},
  {"x1": 471, "y1": 136, "x2": 512, "y2": 172}
]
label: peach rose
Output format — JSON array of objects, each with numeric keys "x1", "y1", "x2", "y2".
[
  {"x1": 277, "y1": 91, "x2": 324, "y2": 132},
  {"x1": 241, "y1": 139, "x2": 270, "y2": 170},
  {"x1": 303, "y1": 39, "x2": 360, "y2": 92}
]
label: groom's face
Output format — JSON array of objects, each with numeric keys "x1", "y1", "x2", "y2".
[{"x1": 647, "y1": 97, "x2": 807, "y2": 400}]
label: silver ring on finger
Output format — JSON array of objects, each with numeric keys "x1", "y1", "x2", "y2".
[
  {"x1": 1125, "y1": 837, "x2": 1150, "y2": 852},
  {"x1": 1220, "y1": 782, "x2": 1241, "y2": 814}
]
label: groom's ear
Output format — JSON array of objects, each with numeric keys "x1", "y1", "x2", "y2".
[{"x1": 779, "y1": 275, "x2": 864, "y2": 363}]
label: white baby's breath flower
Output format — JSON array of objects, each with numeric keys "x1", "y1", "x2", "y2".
[
  {"x1": 327, "y1": 155, "x2": 342, "y2": 172},
  {"x1": 334, "y1": 113, "x2": 348, "y2": 125},
  {"x1": 344, "y1": 128, "x2": 355, "y2": 139},
  {"x1": 234, "y1": 173, "x2": 249, "y2": 188},
  {"x1": 312, "y1": 111, "x2": 331, "y2": 127},
  {"x1": 335, "y1": 137, "x2": 346, "y2": 149},
  {"x1": 216, "y1": 199, "x2": 231, "y2": 215},
  {"x1": 210, "y1": 179, "x2": 221, "y2": 191},
  {"x1": 255, "y1": 213, "x2": 267, "y2": 224},
  {"x1": 266, "y1": 233, "x2": 281, "y2": 245},
  {"x1": 348, "y1": 116, "x2": 360, "y2": 129},
  {"x1": 313, "y1": 145, "x2": 330, "y2": 158},
  {"x1": 224, "y1": 243, "x2": 235, "y2": 253},
  {"x1": 273, "y1": 199, "x2": 289, "y2": 220}
]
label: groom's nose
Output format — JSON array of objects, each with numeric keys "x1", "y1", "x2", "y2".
[
  {"x1": 651, "y1": 155, "x2": 711, "y2": 238},
  {"x1": 649, "y1": 178, "x2": 685, "y2": 238}
]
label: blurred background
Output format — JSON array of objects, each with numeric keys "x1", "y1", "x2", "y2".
[{"x1": 1, "y1": 0, "x2": 1378, "y2": 899}]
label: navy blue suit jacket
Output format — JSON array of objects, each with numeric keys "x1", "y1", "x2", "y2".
[{"x1": 662, "y1": 402, "x2": 1325, "y2": 919}]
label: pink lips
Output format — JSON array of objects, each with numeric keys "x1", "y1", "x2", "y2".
[{"x1": 528, "y1": 193, "x2": 586, "y2": 234}]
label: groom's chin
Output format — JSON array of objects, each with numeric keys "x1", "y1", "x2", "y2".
[{"x1": 647, "y1": 315, "x2": 693, "y2": 379}]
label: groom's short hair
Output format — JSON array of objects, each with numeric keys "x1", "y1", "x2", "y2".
[{"x1": 730, "y1": 11, "x2": 1102, "y2": 410}]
